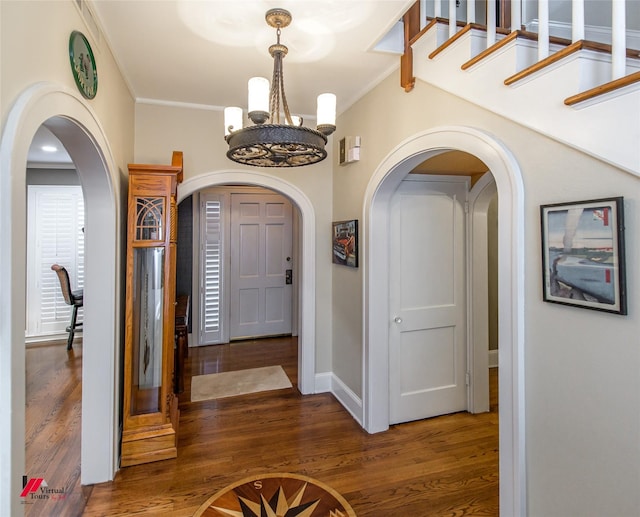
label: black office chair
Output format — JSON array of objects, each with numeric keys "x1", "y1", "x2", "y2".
[{"x1": 51, "y1": 264, "x2": 83, "y2": 350}]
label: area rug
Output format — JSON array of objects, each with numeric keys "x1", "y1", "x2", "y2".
[
  {"x1": 190, "y1": 365, "x2": 292, "y2": 402},
  {"x1": 193, "y1": 472, "x2": 357, "y2": 516}
]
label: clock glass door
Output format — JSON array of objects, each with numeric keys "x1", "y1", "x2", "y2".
[{"x1": 130, "y1": 246, "x2": 165, "y2": 415}]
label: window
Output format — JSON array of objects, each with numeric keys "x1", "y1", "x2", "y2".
[{"x1": 26, "y1": 186, "x2": 84, "y2": 338}]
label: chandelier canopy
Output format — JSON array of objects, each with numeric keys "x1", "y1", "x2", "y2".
[{"x1": 224, "y1": 8, "x2": 336, "y2": 167}]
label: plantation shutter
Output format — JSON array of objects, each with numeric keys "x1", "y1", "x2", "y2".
[
  {"x1": 199, "y1": 194, "x2": 223, "y2": 344},
  {"x1": 26, "y1": 186, "x2": 85, "y2": 338}
]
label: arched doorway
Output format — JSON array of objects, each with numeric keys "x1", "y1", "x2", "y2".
[
  {"x1": 0, "y1": 83, "x2": 122, "y2": 515},
  {"x1": 362, "y1": 126, "x2": 526, "y2": 515},
  {"x1": 178, "y1": 171, "x2": 316, "y2": 395}
]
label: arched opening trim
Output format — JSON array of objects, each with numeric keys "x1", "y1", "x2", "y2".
[
  {"x1": 362, "y1": 126, "x2": 526, "y2": 516},
  {"x1": 179, "y1": 171, "x2": 316, "y2": 395},
  {"x1": 0, "y1": 82, "x2": 122, "y2": 516}
]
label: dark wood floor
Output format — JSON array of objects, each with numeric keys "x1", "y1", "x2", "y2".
[
  {"x1": 25, "y1": 340, "x2": 91, "y2": 516},
  {"x1": 27, "y1": 337, "x2": 498, "y2": 516}
]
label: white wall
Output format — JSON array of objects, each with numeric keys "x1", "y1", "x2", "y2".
[{"x1": 333, "y1": 71, "x2": 639, "y2": 516}]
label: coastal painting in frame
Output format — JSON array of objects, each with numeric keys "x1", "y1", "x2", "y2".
[
  {"x1": 332, "y1": 220, "x2": 358, "y2": 267},
  {"x1": 540, "y1": 197, "x2": 626, "y2": 315}
]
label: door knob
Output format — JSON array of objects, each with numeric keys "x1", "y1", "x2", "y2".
[{"x1": 394, "y1": 317, "x2": 402, "y2": 324}]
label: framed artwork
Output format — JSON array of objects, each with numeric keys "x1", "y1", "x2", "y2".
[
  {"x1": 332, "y1": 220, "x2": 358, "y2": 267},
  {"x1": 540, "y1": 197, "x2": 626, "y2": 315}
]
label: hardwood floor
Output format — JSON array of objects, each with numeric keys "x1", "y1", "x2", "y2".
[
  {"x1": 27, "y1": 337, "x2": 498, "y2": 516},
  {"x1": 25, "y1": 340, "x2": 92, "y2": 516}
]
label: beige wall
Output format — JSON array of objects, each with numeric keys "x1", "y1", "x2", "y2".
[
  {"x1": 134, "y1": 102, "x2": 335, "y2": 373},
  {"x1": 3, "y1": 1, "x2": 639, "y2": 515},
  {"x1": 333, "y1": 71, "x2": 639, "y2": 516},
  {"x1": 1, "y1": 1, "x2": 135, "y2": 513},
  {"x1": 1, "y1": 0, "x2": 135, "y2": 176}
]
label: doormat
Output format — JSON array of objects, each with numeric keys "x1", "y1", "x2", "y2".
[
  {"x1": 190, "y1": 365, "x2": 292, "y2": 402},
  {"x1": 193, "y1": 472, "x2": 357, "y2": 516}
]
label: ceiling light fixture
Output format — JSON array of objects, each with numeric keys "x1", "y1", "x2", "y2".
[
  {"x1": 41, "y1": 145, "x2": 58, "y2": 153},
  {"x1": 224, "y1": 8, "x2": 336, "y2": 167}
]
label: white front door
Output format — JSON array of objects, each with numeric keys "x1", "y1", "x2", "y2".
[
  {"x1": 389, "y1": 175, "x2": 468, "y2": 424},
  {"x1": 230, "y1": 193, "x2": 293, "y2": 339}
]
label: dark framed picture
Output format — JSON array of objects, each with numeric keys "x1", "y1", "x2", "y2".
[
  {"x1": 332, "y1": 220, "x2": 358, "y2": 267},
  {"x1": 540, "y1": 197, "x2": 626, "y2": 315}
]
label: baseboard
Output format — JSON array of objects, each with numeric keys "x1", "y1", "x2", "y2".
[
  {"x1": 314, "y1": 372, "x2": 332, "y2": 393},
  {"x1": 315, "y1": 372, "x2": 364, "y2": 426},
  {"x1": 25, "y1": 332, "x2": 66, "y2": 344},
  {"x1": 489, "y1": 349, "x2": 498, "y2": 368}
]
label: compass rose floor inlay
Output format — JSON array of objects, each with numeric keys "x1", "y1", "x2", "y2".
[{"x1": 193, "y1": 473, "x2": 357, "y2": 517}]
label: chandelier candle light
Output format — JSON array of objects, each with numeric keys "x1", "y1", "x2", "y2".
[{"x1": 224, "y1": 8, "x2": 336, "y2": 167}]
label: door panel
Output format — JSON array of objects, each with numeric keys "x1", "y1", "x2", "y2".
[
  {"x1": 239, "y1": 224, "x2": 260, "y2": 277},
  {"x1": 399, "y1": 326, "x2": 456, "y2": 393},
  {"x1": 230, "y1": 193, "x2": 293, "y2": 339},
  {"x1": 389, "y1": 176, "x2": 468, "y2": 424}
]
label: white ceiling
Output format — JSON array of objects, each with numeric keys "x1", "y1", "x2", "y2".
[
  {"x1": 28, "y1": 126, "x2": 73, "y2": 168},
  {"x1": 29, "y1": 0, "x2": 413, "y2": 166},
  {"x1": 92, "y1": 0, "x2": 411, "y2": 115}
]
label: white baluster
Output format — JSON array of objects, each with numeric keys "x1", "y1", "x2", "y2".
[
  {"x1": 420, "y1": 0, "x2": 428, "y2": 30},
  {"x1": 538, "y1": 0, "x2": 550, "y2": 60},
  {"x1": 572, "y1": 0, "x2": 585, "y2": 42},
  {"x1": 449, "y1": 0, "x2": 457, "y2": 38},
  {"x1": 511, "y1": 0, "x2": 521, "y2": 31},
  {"x1": 611, "y1": 0, "x2": 626, "y2": 80},
  {"x1": 434, "y1": 0, "x2": 441, "y2": 19},
  {"x1": 487, "y1": 0, "x2": 496, "y2": 47},
  {"x1": 467, "y1": 0, "x2": 476, "y2": 24}
]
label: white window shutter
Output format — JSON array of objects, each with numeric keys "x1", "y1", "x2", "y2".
[
  {"x1": 199, "y1": 194, "x2": 223, "y2": 344},
  {"x1": 26, "y1": 186, "x2": 84, "y2": 338}
]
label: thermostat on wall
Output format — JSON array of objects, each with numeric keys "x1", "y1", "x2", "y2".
[{"x1": 339, "y1": 136, "x2": 361, "y2": 165}]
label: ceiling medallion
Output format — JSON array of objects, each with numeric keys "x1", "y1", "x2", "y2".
[{"x1": 224, "y1": 8, "x2": 336, "y2": 167}]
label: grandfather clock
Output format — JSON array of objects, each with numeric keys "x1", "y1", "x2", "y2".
[{"x1": 121, "y1": 151, "x2": 183, "y2": 467}]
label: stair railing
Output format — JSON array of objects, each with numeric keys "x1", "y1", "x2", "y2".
[{"x1": 413, "y1": 0, "x2": 631, "y2": 82}]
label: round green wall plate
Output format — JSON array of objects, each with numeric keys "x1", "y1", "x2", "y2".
[{"x1": 69, "y1": 30, "x2": 98, "y2": 99}]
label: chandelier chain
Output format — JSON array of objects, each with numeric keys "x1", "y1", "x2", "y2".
[{"x1": 269, "y1": 28, "x2": 292, "y2": 126}]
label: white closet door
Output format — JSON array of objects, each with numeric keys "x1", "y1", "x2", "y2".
[
  {"x1": 389, "y1": 176, "x2": 468, "y2": 424},
  {"x1": 26, "y1": 186, "x2": 84, "y2": 338}
]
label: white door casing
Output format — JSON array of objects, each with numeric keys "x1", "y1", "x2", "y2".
[
  {"x1": 467, "y1": 173, "x2": 498, "y2": 413},
  {"x1": 230, "y1": 193, "x2": 293, "y2": 339},
  {"x1": 389, "y1": 175, "x2": 468, "y2": 424},
  {"x1": 177, "y1": 172, "x2": 315, "y2": 396}
]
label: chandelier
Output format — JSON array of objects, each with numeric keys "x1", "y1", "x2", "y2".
[{"x1": 224, "y1": 8, "x2": 336, "y2": 167}]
